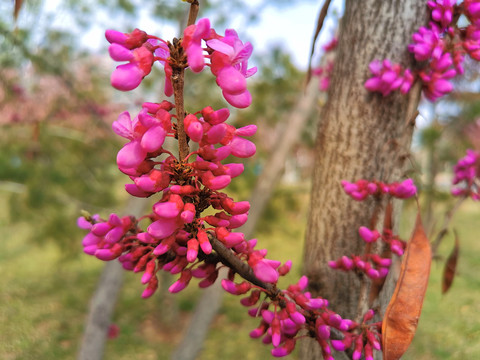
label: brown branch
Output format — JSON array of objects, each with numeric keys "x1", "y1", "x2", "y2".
[
  {"x1": 210, "y1": 237, "x2": 347, "y2": 341},
  {"x1": 210, "y1": 237, "x2": 280, "y2": 298},
  {"x1": 186, "y1": 0, "x2": 200, "y2": 27},
  {"x1": 210, "y1": 237, "x2": 279, "y2": 296},
  {"x1": 170, "y1": 38, "x2": 190, "y2": 161}
]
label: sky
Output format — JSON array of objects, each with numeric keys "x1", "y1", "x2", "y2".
[{"x1": 41, "y1": 0, "x2": 343, "y2": 71}]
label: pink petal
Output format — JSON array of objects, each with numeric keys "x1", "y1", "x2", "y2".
[
  {"x1": 153, "y1": 201, "x2": 181, "y2": 218},
  {"x1": 108, "y1": 43, "x2": 134, "y2": 61},
  {"x1": 112, "y1": 111, "x2": 134, "y2": 139},
  {"x1": 222, "y1": 89, "x2": 252, "y2": 108},
  {"x1": 141, "y1": 125, "x2": 166, "y2": 152},
  {"x1": 147, "y1": 219, "x2": 178, "y2": 238},
  {"x1": 254, "y1": 261, "x2": 279, "y2": 283},
  {"x1": 235, "y1": 125, "x2": 257, "y2": 137},
  {"x1": 187, "y1": 44, "x2": 205, "y2": 73},
  {"x1": 116, "y1": 141, "x2": 146, "y2": 168},
  {"x1": 206, "y1": 124, "x2": 227, "y2": 144},
  {"x1": 217, "y1": 67, "x2": 247, "y2": 95},
  {"x1": 207, "y1": 39, "x2": 235, "y2": 57},
  {"x1": 125, "y1": 183, "x2": 151, "y2": 197},
  {"x1": 111, "y1": 63, "x2": 144, "y2": 91},
  {"x1": 229, "y1": 137, "x2": 256, "y2": 158}
]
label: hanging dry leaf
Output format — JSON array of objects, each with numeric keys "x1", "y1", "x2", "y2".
[
  {"x1": 14, "y1": 0, "x2": 24, "y2": 21},
  {"x1": 442, "y1": 231, "x2": 459, "y2": 294},
  {"x1": 382, "y1": 214, "x2": 432, "y2": 360}
]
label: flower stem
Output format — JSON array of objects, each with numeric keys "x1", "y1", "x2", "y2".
[
  {"x1": 186, "y1": 0, "x2": 200, "y2": 27},
  {"x1": 171, "y1": 66, "x2": 189, "y2": 160},
  {"x1": 210, "y1": 236, "x2": 279, "y2": 297}
]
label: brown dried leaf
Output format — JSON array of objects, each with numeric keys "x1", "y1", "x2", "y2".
[
  {"x1": 442, "y1": 232, "x2": 459, "y2": 294},
  {"x1": 14, "y1": 0, "x2": 24, "y2": 21},
  {"x1": 382, "y1": 214, "x2": 432, "y2": 360}
]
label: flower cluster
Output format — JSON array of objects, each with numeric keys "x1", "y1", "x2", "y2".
[
  {"x1": 341, "y1": 178, "x2": 417, "y2": 201},
  {"x1": 451, "y1": 148, "x2": 480, "y2": 200},
  {"x1": 328, "y1": 180, "x2": 411, "y2": 281},
  {"x1": 78, "y1": 11, "x2": 416, "y2": 359},
  {"x1": 329, "y1": 309, "x2": 382, "y2": 360},
  {"x1": 364, "y1": 60, "x2": 414, "y2": 96},
  {"x1": 237, "y1": 275, "x2": 382, "y2": 359},
  {"x1": 329, "y1": 224, "x2": 407, "y2": 280},
  {"x1": 365, "y1": 0, "x2": 480, "y2": 101},
  {"x1": 106, "y1": 19, "x2": 256, "y2": 108},
  {"x1": 79, "y1": 95, "x2": 292, "y2": 297}
]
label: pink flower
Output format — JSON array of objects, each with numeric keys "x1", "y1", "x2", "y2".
[
  {"x1": 419, "y1": 52, "x2": 457, "y2": 101},
  {"x1": 427, "y1": 0, "x2": 456, "y2": 29},
  {"x1": 182, "y1": 18, "x2": 211, "y2": 73},
  {"x1": 451, "y1": 149, "x2": 480, "y2": 200},
  {"x1": 463, "y1": 25, "x2": 480, "y2": 61},
  {"x1": 365, "y1": 60, "x2": 413, "y2": 96},
  {"x1": 105, "y1": 28, "x2": 148, "y2": 49},
  {"x1": 465, "y1": 0, "x2": 480, "y2": 25},
  {"x1": 408, "y1": 23, "x2": 444, "y2": 62},
  {"x1": 207, "y1": 29, "x2": 257, "y2": 108},
  {"x1": 388, "y1": 178, "x2": 417, "y2": 199},
  {"x1": 109, "y1": 44, "x2": 155, "y2": 91}
]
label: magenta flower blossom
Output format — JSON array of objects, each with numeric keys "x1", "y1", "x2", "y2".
[
  {"x1": 364, "y1": 59, "x2": 414, "y2": 96},
  {"x1": 182, "y1": 18, "x2": 211, "y2": 73},
  {"x1": 108, "y1": 39, "x2": 155, "y2": 91},
  {"x1": 465, "y1": 0, "x2": 480, "y2": 25},
  {"x1": 451, "y1": 149, "x2": 480, "y2": 200},
  {"x1": 463, "y1": 25, "x2": 480, "y2": 61},
  {"x1": 106, "y1": 29, "x2": 172, "y2": 94},
  {"x1": 408, "y1": 23, "x2": 444, "y2": 61},
  {"x1": 418, "y1": 52, "x2": 457, "y2": 101},
  {"x1": 207, "y1": 29, "x2": 257, "y2": 108},
  {"x1": 427, "y1": 0, "x2": 456, "y2": 29},
  {"x1": 105, "y1": 28, "x2": 148, "y2": 49},
  {"x1": 112, "y1": 109, "x2": 169, "y2": 172},
  {"x1": 341, "y1": 178, "x2": 417, "y2": 200}
]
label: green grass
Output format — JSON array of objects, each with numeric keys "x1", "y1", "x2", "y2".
[{"x1": 1, "y1": 190, "x2": 479, "y2": 360}]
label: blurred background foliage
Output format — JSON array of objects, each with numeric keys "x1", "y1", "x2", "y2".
[
  {"x1": 0, "y1": 0, "x2": 317, "y2": 255},
  {"x1": 1, "y1": 0, "x2": 480, "y2": 359}
]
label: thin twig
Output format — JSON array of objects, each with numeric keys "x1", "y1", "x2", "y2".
[
  {"x1": 431, "y1": 196, "x2": 466, "y2": 255},
  {"x1": 170, "y1": 37, "x2": 190, "y2": 160},
  {"x1": 210, "y1": 237, "x2": 278, "y2": 296},
  {"x1": 305, "y1": 0, "x2": 332, "y2": 88},
  {"x1": 186, "y1": 0, "x2": 200, "y2": 27}
]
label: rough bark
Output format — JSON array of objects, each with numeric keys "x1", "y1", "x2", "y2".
[
  {"x1": 300, "y1": 1, "x2": 427, "y2": 359},
  {"x1": 78, "y1": 197, "x2": 148, "y2": 360}
]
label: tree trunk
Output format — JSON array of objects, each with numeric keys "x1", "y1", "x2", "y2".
[{"x1": 300, "y1": 1, "x2": 427, "y2": 359}]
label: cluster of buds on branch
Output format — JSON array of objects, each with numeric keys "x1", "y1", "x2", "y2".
[
  {"x1": 329, "y1": 179, "x2": 417, "y2": 282},
  {"x1": 365, "y1": 0, "x2": 480, "y2": 101},
  {"x1": 452, "y1": 148, "x2": 480, "y2": 200},
  {"x1": 77, "y1": 2, "x2": 426, "y2": 358}
]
